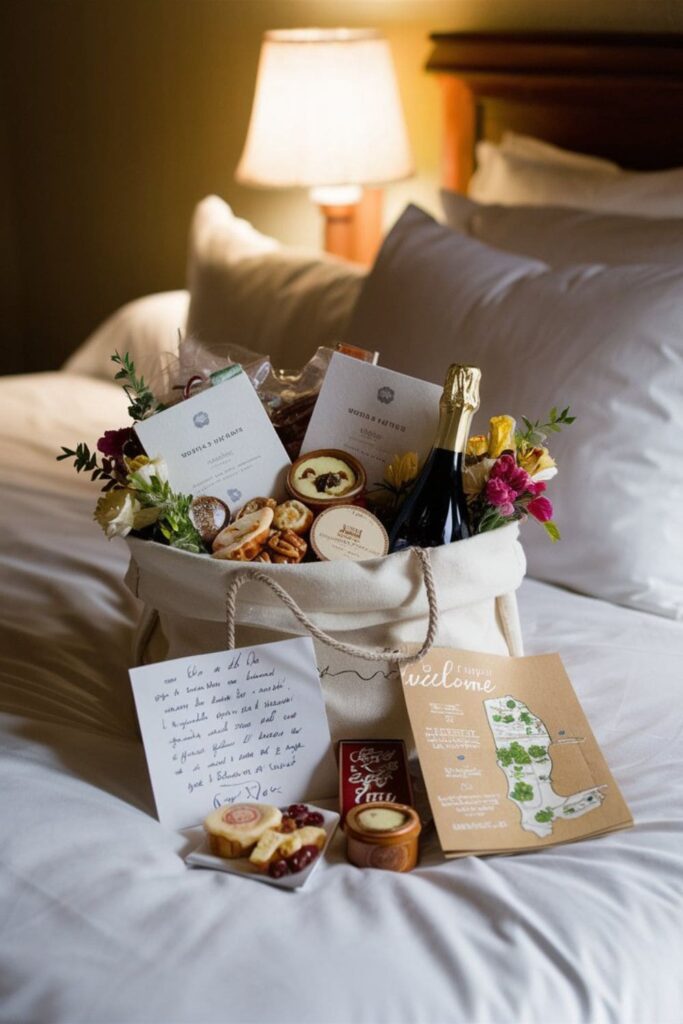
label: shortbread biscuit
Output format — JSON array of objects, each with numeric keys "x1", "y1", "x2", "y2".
[
  {"x1": 248, "y1": 828, "x2": 286, "y2": 870},
  {"x1": 212, "y1": 507, "x2": 274, "y2": 561}
]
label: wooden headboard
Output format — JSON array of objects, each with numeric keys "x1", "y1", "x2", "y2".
[{"x1": 425, "y1": 32, "x2": 683, "y2": 192}]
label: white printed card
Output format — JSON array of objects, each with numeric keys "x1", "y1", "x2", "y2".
[
  {"x1": 134, "y1": 370, "x2": 290, "y2": 507},
  {"x1": 129, "y1": 637, "x2": 337, "y2": 830},
  {"x1": 301, "y1": 353, "x2": 442, "y2": 484}
]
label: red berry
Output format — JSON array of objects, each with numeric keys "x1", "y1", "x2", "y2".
[
  {"x1": 268, "y1": 859, "x2": 289, "y2": 879},
  {"x1": 287, "y1": 803, "x2": 307, "y2": 816},
  {"x1": 301, "y1": 844, "x2": 320, "y2": 861},
  {"x1": 287, "y1": 848, "x2": 315, "y2": 873},
  {"x1": 304, "y1": 811, "x2": 324, "y2": 827}
]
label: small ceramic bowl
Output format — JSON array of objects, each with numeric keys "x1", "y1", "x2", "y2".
[{"x1": 286, "y1": 448, "x2": 366, "y2": 513}]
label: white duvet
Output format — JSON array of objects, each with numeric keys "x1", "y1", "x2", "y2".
[{"x1": 1, "y1": 373, "x2": 682, "y2": 1024}]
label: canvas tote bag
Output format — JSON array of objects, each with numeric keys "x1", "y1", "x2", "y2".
[{"x1": 126, "y1": 523, "x2": 525, "y2": 745}]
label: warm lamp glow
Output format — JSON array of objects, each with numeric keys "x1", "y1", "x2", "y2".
[{"x1": 236, "y1": 28, "x2": 414, "y2": 190}]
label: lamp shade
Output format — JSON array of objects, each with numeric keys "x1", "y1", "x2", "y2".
[{"x1": 236, "y1": 28, "x2": 414, "y2": 189}]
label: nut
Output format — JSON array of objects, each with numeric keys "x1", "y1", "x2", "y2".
[{"x1": 265, "y1": 529, "x2": 307, "y2": 564}]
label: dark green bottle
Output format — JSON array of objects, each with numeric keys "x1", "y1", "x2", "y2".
[{"x1": 389, "y1": 364, "x2": 481, "y2": 552}]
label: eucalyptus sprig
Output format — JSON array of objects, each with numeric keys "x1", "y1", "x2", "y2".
[
  {"x1": 516, "y1": 406, "x2": 575, "y2": 450},
  {"x1": 111, "y1": 351, "x2": 164, "y2": 422}
]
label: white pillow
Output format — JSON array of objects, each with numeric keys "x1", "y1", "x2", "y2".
[
  {"x1": 186, "y1": 195, "x2": 366, "y2": 370},
  {"x1": 500, "y1": 132, "x2": 620, "y2": 174},
  {"x1": 62, "y1": 290, "x2": 189, "y2": 384},
  {"x1": 469, "y1": 135, "x2": 683, "y2": 217},
  {"x1": 441, "y1": 190, "x2": 683, "y2": 267},
  {"x1": 345, "y1": 205, "x2": 683, "y2": 619}
]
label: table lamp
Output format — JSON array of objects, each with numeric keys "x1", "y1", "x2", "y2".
[{"x1": 236, "y1": 28, "x2": 414, "y2": 264}]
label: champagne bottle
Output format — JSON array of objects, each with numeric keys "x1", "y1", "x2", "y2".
[{"x1": 389, "y1": 364, "x2": 481, "y2": 552}]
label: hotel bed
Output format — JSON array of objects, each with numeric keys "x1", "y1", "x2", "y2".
[{"x1": 2, "y1": 31, "x2": 683, "y2": 1024}]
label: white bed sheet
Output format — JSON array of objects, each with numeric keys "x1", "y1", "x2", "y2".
[{"x1": 1, "y1": 373, "x2": 682, "y2": 1024}]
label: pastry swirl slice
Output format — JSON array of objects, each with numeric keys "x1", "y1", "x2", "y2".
[{"x1": 204, "y1": 803, "x2": 282, "y2": 858}]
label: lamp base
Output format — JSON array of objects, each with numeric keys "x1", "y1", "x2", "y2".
[{"x1": 316, "y1": 187, "x2": 383, "y2": 266}]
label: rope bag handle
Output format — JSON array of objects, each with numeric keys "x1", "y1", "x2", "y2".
[{"x1": 225, "y1": 546, "x2": 439, "y2": 665}]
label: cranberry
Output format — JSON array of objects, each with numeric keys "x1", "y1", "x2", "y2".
[
  {"x1": 288, "y1": 845, "x2": 319, "y2": 873},
  {"x1": 304, "y1": 811, "x2": 324, "y2": 827},
  {"x1": 287, "y1": 803, "x2": 308, "y2": 816},
  {"x1": 294, "y1": 816, "x2": 308, "y2": 829},
  {"x1": 268, "y1": 859, "x2": 289, "y2": 879}
]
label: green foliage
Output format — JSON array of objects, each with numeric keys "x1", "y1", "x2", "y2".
[
  {"x1": 506, "y1": 700, "x2": 516, "y2": 709},
  {"x1": 544, "y1": 521, "x2": 561, "y2": 543},
  {"x1": 56, "y1": 443, "x2": 117, "y2": 490},
  {"x1": 128, "y1": 467, "x2": 204, "y2": 553},
  {"x1": 497, "y1": 741, "x2": 532, "y2": 768},
  {"x1": 492, "y1": 714, "x2": 502, "y2": 722},
  {"x1": 519, "y1": 711, "x2": 532, "y2": 725},
  {"x1": 503, "y1": 715, "x2": 514, "y2": 723},
  {"x1": 528, "y1": 745, "x2": 548, "y2": 760},
  {"x1": 111, "y1": 351, "x2": 163, "y2": 422},
  {"x1": 511, "y1": 782, "x2": 534, "y2": 802},
  {"x1": 534, "y1": 808, "x2": 555, "y2": 823},
  {"x1": 516, "y1": 406, "x2": 576, "y2": 449}
]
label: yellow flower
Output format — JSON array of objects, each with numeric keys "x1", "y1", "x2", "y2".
[
  {"x1": 463, "y1": 458, "x2": 496, "y2": 498},
  {"x1": 466, "y1": 435, "x2": 488, "y2": 458},
  {"x1": 384, "y1": 452, "x2": 419, "y2": 490},
  {"x1": 518, "y1": 446, "x2": 557, "y2": 481},
  {"x1": 125, "y1": 455, "x2": 150, "y2": 474},
  {"x1": 488, "y1": 415, "x2": 517, "y2": 458}
]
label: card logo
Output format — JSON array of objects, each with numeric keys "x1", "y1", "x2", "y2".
[
  {"x1": 227, "y1": 488, "x2": 242, "y2": 504},
  {"x1": 377, "y1": 386, "x2": 395, "y2": 405},
  {"x1": 193, "y1": 411, "x2": 210, "y2": 428}
]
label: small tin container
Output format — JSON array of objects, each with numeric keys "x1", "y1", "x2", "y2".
[{"x1": 345, "y1": 802, "x2": 421, "y2": 873}]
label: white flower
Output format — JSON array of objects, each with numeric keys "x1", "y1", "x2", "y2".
[
  {"x1": 94, "y1": 489, "x2": 141, "y2": 539},
  {"x1": 132, "y1": 455, "x2": 169, "y2": 487}
]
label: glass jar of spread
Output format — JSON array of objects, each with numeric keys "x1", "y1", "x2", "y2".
[{"x1": 344, "y1": 802, "x2": 421, "y2": 872}]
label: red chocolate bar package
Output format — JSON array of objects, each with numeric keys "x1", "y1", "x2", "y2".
[{"x1": 338, "y1": 739, "x2": 414, "y2": 825}]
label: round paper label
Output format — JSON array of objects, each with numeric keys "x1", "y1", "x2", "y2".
[{"x1": 310, "y1": 505, "x2": 389, "y2": 562}]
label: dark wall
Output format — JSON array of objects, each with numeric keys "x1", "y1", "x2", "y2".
[{"x1": 2, "y1": 0, "x2": 682, "y2": 376}]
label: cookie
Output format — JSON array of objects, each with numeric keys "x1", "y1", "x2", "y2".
[
  {"x1": 235, "y1": 497, "x2": 277, "y2": 520},
  {"x1": 273, "y1": 499, "x2": 314, "y2": 536},
  {"x1": 212, "y1": 507, "x2": 274, "y2": 561}
]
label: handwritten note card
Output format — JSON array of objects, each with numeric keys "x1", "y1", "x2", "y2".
[{"x1": 129, "y1": 638, "x2": 337, "y2": 830}]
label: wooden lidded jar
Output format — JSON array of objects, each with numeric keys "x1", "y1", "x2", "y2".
[{"x1": 345, "y1": 802, "x2": 421, "y2": 872}]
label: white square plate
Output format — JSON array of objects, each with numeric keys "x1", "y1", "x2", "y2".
[{"x1": 185, "y1": 805, "x2": 339, "y2": 890}]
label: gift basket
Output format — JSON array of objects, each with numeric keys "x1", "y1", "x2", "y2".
[{"x1": 59, "y1": 340, "x2": 570, "y2": 747}]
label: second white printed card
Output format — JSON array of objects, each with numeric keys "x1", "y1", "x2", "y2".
[{"x1": 301, "y1": 353, "x2": 441, "y2": 484}]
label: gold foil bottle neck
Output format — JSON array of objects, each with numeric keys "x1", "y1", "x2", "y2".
[{"x1": 441, "y1": 365, "x2": 481, "y2": 411}]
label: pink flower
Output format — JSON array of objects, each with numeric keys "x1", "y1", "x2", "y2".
[
  {"x1": 527, "y1": 495, "x2": 554, "y2": 523},
  {"x1": 526, "y1": 480, "x2": 547, "y2": 497},
  {"x1": 486, "y1": 478, "x2": 517, "y2": 517},
  {"x1": 489, "y1": 454, "x2": 533, "y2": 497}
]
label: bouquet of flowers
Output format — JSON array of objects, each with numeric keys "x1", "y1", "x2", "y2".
[
  {"x1": 465, "y1": 409, "x2": 573, "y2": 541},
  {"x1": 57, "y1": 353, "x2": 205, "y2": 553},
  {"x1": 376, "y1": 408, "x2": 573, "y2": 541}
]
